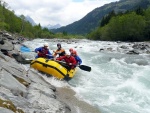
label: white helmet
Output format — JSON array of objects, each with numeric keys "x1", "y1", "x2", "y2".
[
  {"x1": 65, "y1": 51, "x2": 70, "y2": 56},
  {"x1": 43, "y1": 42, "x2": 49, "y2": 47}
]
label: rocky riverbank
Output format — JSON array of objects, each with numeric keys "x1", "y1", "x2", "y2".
[
  {"x1": 0, "y1": 32, "x2": 101, "y2": 113},
  {"x1": 0, "y1": 31, "x2": 70, "y2": 113},
  {"x1": 56, "y1": 87, "x2": 100, "y2": 113}
]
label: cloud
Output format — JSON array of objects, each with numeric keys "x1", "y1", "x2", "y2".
[{"x1": 4, "y1": 0, "x2": 119, "y2": 26}]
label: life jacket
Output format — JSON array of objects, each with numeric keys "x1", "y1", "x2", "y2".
[
  {"x1": 38, "y1": 47, "x2": 49, "y2": 58},
  {"x1": 56, "y1": 56, "x2": 77, "y2": 69},
  {"x1": 74, "y1": 55, "x2": 82, "y2": 65},
  {"x1": 54, "y1": 48, "x2": 65, "y2": 57}
]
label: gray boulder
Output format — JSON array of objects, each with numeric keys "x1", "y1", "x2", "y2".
[{"x1": 0, "y1": 39, "x2": 14, "y2": 51}]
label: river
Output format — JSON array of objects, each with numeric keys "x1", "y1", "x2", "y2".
[{"x1": 22, "y1": 39, "x2": 150, "y2": 113}]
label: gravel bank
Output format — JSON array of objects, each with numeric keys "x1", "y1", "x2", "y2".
[{"x1": 56, "y1": 87, "x2": 101, "y2": 113}]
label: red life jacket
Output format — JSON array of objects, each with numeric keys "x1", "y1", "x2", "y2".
[
  {"x1": 56, "y1": 56, "x2": 77, "y2": 69},
  {"x1": 38, "y1": 47, "x2": 49, "y2": 58}
]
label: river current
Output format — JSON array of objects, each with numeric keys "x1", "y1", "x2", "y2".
[{"x1": 23, "y1": 39, "x2": 150, "y2": 113}]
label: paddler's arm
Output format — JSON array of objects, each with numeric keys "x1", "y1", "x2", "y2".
[
  {"x1": 47, "y1": 50, "x2": 54, "y2": 59},
  {"x1": 35, "y1": 47, "x2": 42, "y2": 53}
]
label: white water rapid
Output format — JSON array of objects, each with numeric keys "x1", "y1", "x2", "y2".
[{"x1": 22, "y1": 39, "x2": 150, "y2": 113}]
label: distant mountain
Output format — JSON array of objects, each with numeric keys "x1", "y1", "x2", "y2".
[
  {"x1": 25, "y1": 15, "x2": 61, "y2": 29},
  {"x1": 51, "y1": 0, "x2": 150, "y2": 35},
  {"x1": 46, "y1": 24, "x2": 61, "y2": 29},
  {"x1": 25, "y1": 15, "x2": 36, "y2": 26}
]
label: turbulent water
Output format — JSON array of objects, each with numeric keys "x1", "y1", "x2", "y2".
[{"x1": 23, "y1": 39, "x2": 150, "y2": 113}]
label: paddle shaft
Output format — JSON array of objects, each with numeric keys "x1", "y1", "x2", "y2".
[{"x1": 55, "y1": 60, "x2": 91, "y2": 72}]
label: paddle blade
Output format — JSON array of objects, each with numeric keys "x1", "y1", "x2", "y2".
[
  {"x1": 79, "y1": 65, "x2": 91, "y2": 72},
  {"x1": 20, "y1": 46, "x2": 31, "y2": 52}
]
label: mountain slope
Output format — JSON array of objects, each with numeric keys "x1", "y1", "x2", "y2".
[
  {"x1": 46, "y1": 24, "x2": 61, "y2": 29},
  {"x1": 51, "y1": 0, "x2": 150, "y2": 35},
  {"x1": 25, "y1": 15, "x2": 36, "y2": 26}
]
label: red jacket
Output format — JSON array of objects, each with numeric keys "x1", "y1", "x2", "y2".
[{"x1": 56, "y1": 56, "x2": 77, "y2": 69}]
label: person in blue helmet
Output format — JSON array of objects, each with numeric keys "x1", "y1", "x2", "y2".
[
  {"x1": 53, "y1": 43, "x2": 66, "y2": 57},
  {"x1": 35, "y1": 42, "x2": 53, "y2": 59},
  {"x1": 72, "y1": 50, "x2": 82, "y2": 66}
]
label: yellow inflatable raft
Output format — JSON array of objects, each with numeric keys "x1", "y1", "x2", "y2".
[{"x1": 30, "y1": 58, "x2": 77, "y2": 80}]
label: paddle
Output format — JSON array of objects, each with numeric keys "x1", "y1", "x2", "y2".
[
  {"x1": 55, "y1": 60, "x2": 91, "y2": 72},
  {"x1": 78, "y1": 65, "x2": 91, "y2": 72},
  {"x1": 25, "y1": 54, "x2": 53, "y2": 62},
  {"x1": 20, "y1": 45, "x2": 32, "y2": 52}
]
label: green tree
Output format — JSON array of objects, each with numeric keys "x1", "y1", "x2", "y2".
[
  {"x1": 143, "y1": 8, "x2": 150, "y2": 40},
  {"x1": 100, "y1": 10, "x2": 116, "y2": 27},
  {"x1": 20, "y1": 15, "x2": 25, "y2": 33},
  {"x1": 101, "y1": 12, "x2": 146, "y2": 41},
  {"x1": 33, "y1": 24, "x2": 42, "y2": 38},
  {"x1": 135, "y1": 7, "x2": 144, "y2": 15},
  {"x1": 63, "y1": 31, "x2": 68, "y2": 36}
]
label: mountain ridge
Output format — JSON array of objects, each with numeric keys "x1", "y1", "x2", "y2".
[
  {"x1": 25, "y1": 15, "x2": 36, "y2": 26},
  {"x1": 45, "y1": 24, "x2": 61, "y2": 29},
  {"x1": 51, "y1": 0, "x2": 150, "y2": 35},
  {"x1": 25, "y1": 16, "x2": 61, "y2": 29}
]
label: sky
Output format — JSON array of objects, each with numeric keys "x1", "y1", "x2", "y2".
[{"x1": 4, "y1": 0, "x2": 119, "y2": 27}]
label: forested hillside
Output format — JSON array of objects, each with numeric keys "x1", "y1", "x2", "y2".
[
  {"x1": 52, "y1": 0, "x2": 150, "y2": 35},
  {"x1": 1, "y1": 0, "x2": 150, "y2": 41},
  {"x1": 0, "y1": 1, "x2": 84, "y2": 39},
  {"x1": 0, "y1": 1, "x2": 54, "y2": 38},
  {"x1": 87, "y1": 7, "x2": 150, "y2": 41}
]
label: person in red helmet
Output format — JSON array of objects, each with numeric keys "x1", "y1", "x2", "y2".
[
  {"x1": 69, "y1": 48, "x2": 74, "y2": 55},
  {"x1": 72, "y1": 50, "x2": 82, "y2": 66},
  {"x1": 56, "y1": 51, "x2": 77, "y2": 70},
  {"x1": 53, "y1": 43, "x2": 65, "y2": 57}
]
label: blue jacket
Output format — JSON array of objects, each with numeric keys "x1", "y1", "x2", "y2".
[
  {"x1": 35, "y1": 47, "x2": 53, "y2": 59},
  {"x1": 74, "y1": 55, "x2": 82, "y2": 65}
]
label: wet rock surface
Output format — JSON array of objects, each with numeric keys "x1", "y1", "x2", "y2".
[{"x1": 0, "y1": 31, "x2": 71, "y2": 113}]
